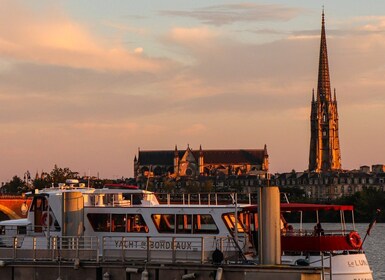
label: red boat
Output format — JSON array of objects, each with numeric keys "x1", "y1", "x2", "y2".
[{"x1": 242, "y1": 202, "x2": 373, "y2": 280}]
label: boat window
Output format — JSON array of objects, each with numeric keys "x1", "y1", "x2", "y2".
[
  {"x1": 30, "y1": 196, "x2": 48, "y2": 212},
  {"x1": 111, "y1": 214, "x2": 126, "y2": 232},
  {"x1": 87, "y1": 213, "x2": 148, "y2": 233},
  {"x1": 176, "y1": 214, "x2": 192, "y2": 234},
  {"x1": 126, "y1": 214, "x2": 148, "y2": 233},
  {"x1": 193, "y1": 214, "x2": 219, "y2": 234},
  {"x1": 222, "y1": 213, "x2": 245, "y2": 233},
  {"x1": 88, "y1": 213, "x2": 111, "y2": 232},
  {"x1": 152, "y1": 214, "x2": 218, "y2": 234},
  {"x1": 152, "y1": 214, "x2": 175, "y2": 233}
]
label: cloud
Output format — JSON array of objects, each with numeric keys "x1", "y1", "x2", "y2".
[
  {"x1": 179, "y1": 124, "x2": 207, "y2": 136},
  {"x1": 0, "y1": 1, "x2": 164, "y2": 72},
  {"x1": 161, "y1": 3, "x2": 303, "y2": 26}
]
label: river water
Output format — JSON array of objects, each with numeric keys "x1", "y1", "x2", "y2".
[{"x1": 355, "y1": 223, "x2": 385, "y2": 280}]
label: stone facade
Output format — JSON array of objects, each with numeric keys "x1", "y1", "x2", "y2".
[
  {"x1": 274, "y1": 165, "x2": 385, "y2": 201},
  {"x1": 133, "y1": 145, "x2": 269, "y2": 191}
]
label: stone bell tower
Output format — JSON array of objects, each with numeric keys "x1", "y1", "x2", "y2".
[{"x1": 309, "y1": 11, "x2": 342, "y2": 172}]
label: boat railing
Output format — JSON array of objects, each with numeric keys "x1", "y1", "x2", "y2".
[
  {"x1": 282, "y1": 228, "x2": 351, "y2": 237},
  {"x1": 0, "y1": 235, "x2": 99, "y2": 261},
  {"x1": 101, "y1": 235, "x2": 243, "y2": 263},
  {"x1": 81, "y1": 191, "x2": 258, "y2": 207},
  {"x1": 156, "y1": 192, "x2": 257, "y2": 206},
  {"x1": 0, "y1": 235, "x2": 243, "y2": 264}
]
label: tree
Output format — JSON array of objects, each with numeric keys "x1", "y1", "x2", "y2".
[
  {"x1": 2, "y1": 176, "x2": 27, "y2": 194},
  {"x1": 46, "y1": 165, "x2": 79, "y2": 186}
]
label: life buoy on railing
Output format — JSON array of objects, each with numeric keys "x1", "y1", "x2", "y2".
[
  {"x1": 41, "y1": 212, "x2": 53, "y2": 227},
  {"x1": 347, "y1": 231, "x2": 362, "y2": 249}
]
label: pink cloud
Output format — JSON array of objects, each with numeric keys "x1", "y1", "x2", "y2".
[{"x1": 0, "y1": 1, "x2": 164, "y2": 72}]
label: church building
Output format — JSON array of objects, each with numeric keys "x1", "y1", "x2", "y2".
[
  {"x1": 309, "y1": 11, "x2": 342, "y2": 172},
  {"x1": 134, "y1": 145, "x2": 269, "y2": 190}
]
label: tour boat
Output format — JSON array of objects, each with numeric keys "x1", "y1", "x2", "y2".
[
  {"x1": 0, "y1": 180, "x2": 252, "y2": 264},
  {"x1": 0, "y1": 180, "x2": 373, "y2": 279}
]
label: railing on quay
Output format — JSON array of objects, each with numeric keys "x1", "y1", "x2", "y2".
[
  {"x1": 0, "y1": 235, "x2": 243, "y2": 264},
  {"x1": 101, "y1": 235, "x2": 241, "y2": 263},
  {"x1": 0, "y1": 236, "x2": 99, "y2": 262}
]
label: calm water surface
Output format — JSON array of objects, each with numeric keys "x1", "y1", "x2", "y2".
[{"x1": 356, "y1": 223, "x2": 385, "y2": 280}]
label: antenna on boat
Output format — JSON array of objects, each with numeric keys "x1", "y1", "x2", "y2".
[
  {"x1": 88, "y1": 169, "x2": 90, "y2": 189},
  {"x1": 359, "y1": 208, "x2": 381, "y2": 250}
]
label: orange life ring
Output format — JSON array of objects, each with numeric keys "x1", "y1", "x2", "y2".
[
  {"x1": 347, "y1": 231, "x2": 362, "y2": 249},
  {"x1": 41, "y1": 212, "x2": 53, "y2": 227}
]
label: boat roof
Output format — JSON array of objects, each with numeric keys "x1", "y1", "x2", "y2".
[
  {"x1": 0, "y1": 218, "x2": 31, "y2": 226},
  {"x1": 27, "y1": 187, "x2": 152, "y2": 196},
  {"x1": 103, "y1": 184, "x2": 139, "y2": 189},
  {"x1": 244, "y1": 203, "x2": 354, "y2": 212}
]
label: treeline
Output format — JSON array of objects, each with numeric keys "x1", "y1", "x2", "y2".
[
  {"x1": 1, "y1": 165, "x2": 120, "y2": 194},
  {"x1": 281, "y1": 187, "x2": 385, "y2": 223}
]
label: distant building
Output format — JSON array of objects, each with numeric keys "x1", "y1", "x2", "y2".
[
  {"x1": 134, "y1": 145, "x2": 269, "y2": 191},
  {"x1": 274, "y1": 165, "x2": 385, "y2": 200}
]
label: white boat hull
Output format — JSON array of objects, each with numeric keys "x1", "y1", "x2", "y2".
[{"x1": 282, "y1": 253, "x2": 373, "y2": 280}]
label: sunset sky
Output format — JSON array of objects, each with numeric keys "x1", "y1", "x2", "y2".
[{"x1": 1, "y1": 0, "x2": 385, "y2": 182}]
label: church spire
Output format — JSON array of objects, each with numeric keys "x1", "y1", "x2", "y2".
[
  {"x1": 317, "y1": 9, "x2": 331, "y2": 102},
  {"x1": 309, "y1": 10, "x2": 342, "y2": 173}
]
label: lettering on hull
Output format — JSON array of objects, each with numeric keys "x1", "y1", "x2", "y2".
[
  {"x1": 114, "y1": 240, "x2": 195, "y2": 251},
  {"x1": 347, "y1": 259, "x2": 368, "y2": 267}
]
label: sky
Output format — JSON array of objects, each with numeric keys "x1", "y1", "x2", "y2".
[{"x1": 1, "y1": 0, "x2": 385, "y2": 182}]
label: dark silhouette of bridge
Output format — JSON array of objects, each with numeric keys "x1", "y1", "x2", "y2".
[{"x1": 0, "y1": 195, "x2": 31, "y2": 220}]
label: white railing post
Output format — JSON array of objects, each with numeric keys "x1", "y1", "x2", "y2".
[
  {"x1": 102, "y1": 237, "x2": 105, "y2": 262},
  {"x1": 122, "y1": 237, "x2": 125, "y2": 262},
  {"x1": 96, "y1": 237, "x2": 100, "y2": 263},
  {"x1": 13, "y1": 237, "x2": 17, "y2": 259},
  {"x1": 146, "y1": 236, "x2": 151, "y2": 262},
  {"x1": 201, "y1": 237, "x2": 204, "y2": 263},
  {"x1": 33, "y1": 237, "x2": 37, "y2": 261}
]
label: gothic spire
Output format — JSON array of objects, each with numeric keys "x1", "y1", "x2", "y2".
[
  {"x1": 309, "y1": 10, "x2": 341, "y2": 173},
  {"x1": 317, "y1": 10, "x2": 331, "y2": 102}
]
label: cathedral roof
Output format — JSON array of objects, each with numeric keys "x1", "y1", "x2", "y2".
[
  {"x1": 138, "y1": 150, "x2": 175, "y2": 165},
  {"x1": 200, "y1": 149, "x2": 264, "y2": 164},
  {"x1": 137, "y1": 149, "x2": 265, "y2": 165}
]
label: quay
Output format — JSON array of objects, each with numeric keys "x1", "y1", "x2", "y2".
[{"x1": 0, "y1": 260, "x2": 323, "y2": 280}]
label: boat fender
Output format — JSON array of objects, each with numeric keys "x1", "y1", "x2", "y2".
[
  {"x1": 347, "y1": 231, "x2": 362, "y2": 249},
  {"x1": 295, "y1": 259, "x2": 310, "y2": 266},
  {"x1": 212, "y1": 248, "x2": 224, "y2": 265},
  {"x1": 41, "y1": 212, "x2": 53, "y2": 227},
  {"x1": 215, "y1": 267, "x2": 223, "y2": 280},
  {"x1": 181, "y1": 273, "x2": 197, "y2": 279},
  {"x1": 103, "y1": 272, "x2": 110, "y2": 280},
  {"x1": 141, "y1": 269, "x2": 149, "y2": 280}
]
